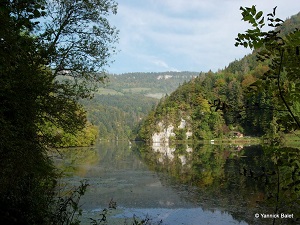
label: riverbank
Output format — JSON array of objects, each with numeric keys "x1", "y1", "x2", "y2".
[
  {"x1": 207, "y1": 137, "x2": 261, "y2": 145},
  {"x1": 281, "y1": 131, "x2": 300, "y2": 148}
]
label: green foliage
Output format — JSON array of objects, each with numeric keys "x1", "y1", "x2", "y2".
[
  {"x1": 83, "y1": 93, "x2": 158, "y2": 140},
  {"x1": 138, "y1": 9, "x2": 300, "y2": 142},
  {"x1": 236, "y1": 6, "x2": 300, "y2": 131},
  {"x1": 0, "y1": 0, "x2": 118, "y2": 224},
  {"x1": 136, "y1": 143, "x2": 300, "y2": 224},
  {"x1": 239, "y1": 146, "x2": 300, "y2": 223},
  {"x1": 43, "y1": 0, "x2": 118, "y2": 91},
  {"x1": 41, "y1": 122, "x2": 99, "y2": 148},
  {"x1": 107, "y1": 71, "x2": 198, "y2": 95},
  {"x1": 138, "y1": 75, "x2": 230, "y2": 141},
  {"x1": 78, "y1": 72, "x2": 197, "y2": 141},
  {"x1": 51, "y1": 180, "x2": 89, "y2": 225},
  {"x1": 174, "y1": 128, "x2": 187, "y2": 141}
]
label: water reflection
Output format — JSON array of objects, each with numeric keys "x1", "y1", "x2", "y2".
[
  {"x1": 136, "y1": 143, "x2": 300, "y2": 225},
  {"x1": 55, "y1": 146, "x2": 100, "y2": 176},
  {"x1": 57, "y1": 142, "x2": 299, "y2": 225}
]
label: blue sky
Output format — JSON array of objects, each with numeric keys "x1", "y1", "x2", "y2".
[{"x1": 107, "y1": 0, "x2": 299, "y2": 74}]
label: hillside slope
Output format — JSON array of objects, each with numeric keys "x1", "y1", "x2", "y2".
[
  {"x1": 82, "y1": 71, "x2": 199, "y2": 140},
  {"x1": 137, "y1": 11, "x2": 300, "y2": 143}
]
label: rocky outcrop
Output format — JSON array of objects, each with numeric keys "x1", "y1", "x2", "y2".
[
  {"x1": 152, "y1": 122, "x2": 175, "y2": 143},
  {"x1": 151, "y1": 119, "x2": 192, "y2": 143}
]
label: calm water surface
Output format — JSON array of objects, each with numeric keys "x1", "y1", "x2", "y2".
[{"x1": 57, "y1": 142, "x2": 299, "y2": 225}]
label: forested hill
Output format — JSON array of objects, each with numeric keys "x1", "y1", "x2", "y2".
[
  {"x1": 81, "y1": 71, "x2": 199, "y2": 140},
  {"x1": 98, "y1": 71, "x2": 200, "y2": 98},
  {"x1": 137, "y1": 11, "x2": 300, "y2": 143}
]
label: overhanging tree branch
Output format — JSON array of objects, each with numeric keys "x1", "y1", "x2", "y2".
[{"x1": 277, "y1": 49, "x2": 300, "y2": 128}]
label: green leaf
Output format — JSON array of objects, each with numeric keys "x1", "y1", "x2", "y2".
[
  {"x1": 251, "y1": 5, "x2": 257, "y2": 16},
  {"x1": 273, "y1": 6, "x2": 277, "y2": 16},
  {"x1": 243, "y1": 15, "x2": 252, "y2": 22},
  {"x1": 258, "y1": 17, "x2": 264, "y2": 25},
  {"x1": 255, "y1": 11, "x2": 263, "y2": 20}
]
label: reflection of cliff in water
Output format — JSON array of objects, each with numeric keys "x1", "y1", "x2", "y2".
[{"x1": 135, "y1": 143, "x2": 300, "y2": 225}]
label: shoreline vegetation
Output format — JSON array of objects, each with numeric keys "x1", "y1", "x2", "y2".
[
  {"x1": 2, "y1": 1, "x2": 300, "y2": 224},
  {"x1": 71, "y1": 131, "x2": 299, "y2": 148}
]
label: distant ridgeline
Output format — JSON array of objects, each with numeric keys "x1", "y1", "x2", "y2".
[
  {"x1": 58, "y1": 11, "x2": 300, "y2": 145},
  {"x1": 137, "y1": 12, "x2": 300, "y2": 143},
  {"x1": 101, "y1": 71, "x2": 200, "y2": 99},
  {"x1": 80, "y1": 71, "x2": 199, "y2": 141}
]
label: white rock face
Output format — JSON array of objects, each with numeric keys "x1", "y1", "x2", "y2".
[
  {"x1": 178, "y1": 118, "x2": 186, "y2": 129},
  {"x1": 178, "y1": 155, "x2": 187, "y2": 165},
  {"x1": 186, "y1": 146, "x2": 193, "y2": 153},
  {"x1": 178, "y1": 118, "x2": 193, "y2": 139},
  {"x1": 152, "y1": 122, "x2": 175, "y2": 143},
  {"x1": 152, "y1": 143, "x2": 176, "y2": 161},
  {"x1": 186, "y1": 131, "x2": 193, "y2": 139},
  {"x1": 157, "y1": 75, "x2": 173, "y2": 80},
  {"x1": 152, "y1": 133, "x2": 162, "y2": 143},
  {"x1": 152, "y1": 144, "x2": 193, "y2": 165},
  {"x1": 152, "y1": 119, "x2": 192, "y2": 142}
]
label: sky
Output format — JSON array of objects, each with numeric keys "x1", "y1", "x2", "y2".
[{"x1": 107, "y1": 0, "x2": 299, "y2": 74}]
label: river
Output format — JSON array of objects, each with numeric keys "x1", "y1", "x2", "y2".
[{"x1": 55, "y1": 142, "x2": 299, "y2": 225}]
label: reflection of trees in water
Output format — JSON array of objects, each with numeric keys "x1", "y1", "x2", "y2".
[
  {"x1": 57, "y1": 142, "x2": 147, "y2": 176},
  {"x1": 242, "y1": 146, "x2": 300, "y2": 225},
  {"x1": 55, "y1": 147, "x2": 100, "y2": 176},
  {"x1": 136, "y1": 143, "x2": 300, "y2": 224}
]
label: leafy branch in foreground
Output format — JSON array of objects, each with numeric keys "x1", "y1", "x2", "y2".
[
  {"x1": 51, "y1": 180, "x2": 89, "y2": 225},
  {"x1": 235, "y1": 5, "x2": 300, "y2": 131}
]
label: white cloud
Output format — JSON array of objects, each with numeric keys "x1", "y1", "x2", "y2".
[
  {"x1": 108, "y1": 0, "x2": 299, "y2": 74},
  {"x1": 151, "y1": 58, "x2": 180, "y2": 72},
  {"x1": 157, "y1": 0, "x2": 216, "y2": 14}
]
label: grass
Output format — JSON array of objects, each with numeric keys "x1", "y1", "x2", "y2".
[
  {"x1": 122, "y1": 87, "x2": 152, "y2": 93},
  {"x1": 96, "y1": 88, "x2": 124, "y2": 95},
  {"x1": 145, "y1": 93, "x2": 165, "y2": 99}
]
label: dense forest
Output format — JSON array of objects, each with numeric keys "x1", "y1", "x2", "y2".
[
  {"x1": 80, "y1": 71, "x2": 198, "y2": 141},
  {"x1": 60, "y1": 11, "x2": 300, "y2": 144},
  {"x1": 83, "y1": 93, "x2": 158, "y2": 140},
  {"x1": 1, "y1": 1, "x2": 300, "y2": 224},
  {"x1": 45, "y1": 71, "x2": 198, "y2": 145},
  {"x1": 138, "y1": 10, "x2": 300, "y2": 143},
  {"x1": 106, "y1": 71, "x2": 198, "y2": 97}
]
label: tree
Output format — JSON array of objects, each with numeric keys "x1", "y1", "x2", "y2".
[
  {"x1": 235, "y1": 5, "x2": 300, "y2": 132},
  {"x1": 41, "y1": 0, "x2": 118, "y2": 96},
  {"x1": 0, "y1": 0, "x2": 118, "y2": 224}
]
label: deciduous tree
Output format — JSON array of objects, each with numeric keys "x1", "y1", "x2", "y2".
[
  {"x1": 0, "y1": 0, "x2": 118, "y2": 224},
  {"x1": 235, "y1": 5, "x2": 300, "y2": 131}
]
